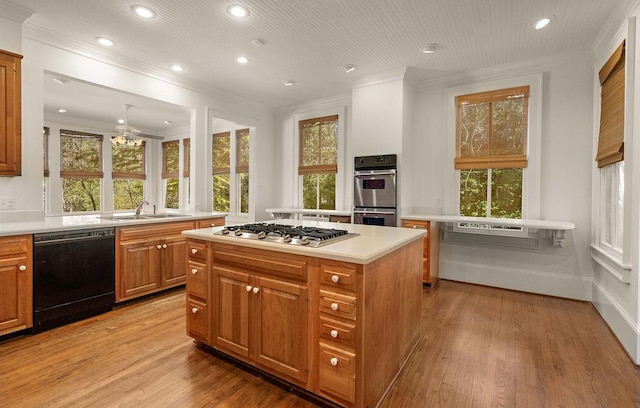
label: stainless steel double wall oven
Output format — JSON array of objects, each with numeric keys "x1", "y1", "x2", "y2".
[{"x1": 353, "y1": 154, "x2": 397, "y2": 227}]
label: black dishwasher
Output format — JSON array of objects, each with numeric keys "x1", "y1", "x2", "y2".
[{"x1": 33, "y1": 228, "x2": 115, "y2": 333}]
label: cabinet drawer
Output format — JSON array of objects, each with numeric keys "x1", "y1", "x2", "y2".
[
  {"x1": 188, "y1": 240, "x2": 208, "y2": 263},
  {"x1": 320, "y1": 262, "x2": 356, "y2": 292},
  {"x1": 186, "y1": 261, "x2": 207, "y2": 299},
  {"x1": 0, "y1": 235, "x2": 29, "y2": 257},
  {"x1": 119, "y1": 221, "x2": 196, "y2": 241},
  {"x1": 319, "y1": 290, "x2": 356, "y2": 320},
  {"x1": 187, "y1": 297, "x2": 208, "y2": 342},
  {"x1": 197, "y1": 217, "x2": 225, "y2": 228},
  {"x1": 213, "y1": 244, "x2": 308, "y2": 281},
  {"x1": 318, "y1": 342, "x2": 356, "y2": 404},
  {"x1": 319, "y1": 316, "x2": 356, "y2": 349}
]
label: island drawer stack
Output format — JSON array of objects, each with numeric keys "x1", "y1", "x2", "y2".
[
  {"x1": 186, "y1": 239, "x2": 210, "y2": 343},
  {"x1": 317, "y1": 260, "x2": 358, "y2": 406}
]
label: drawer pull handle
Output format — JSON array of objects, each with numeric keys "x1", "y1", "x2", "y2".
[
  {"x1": 331, "y1": 275, "x2": 340, "y2": 283},
  {"x1": 191, "y1": 307, "x2": 198, "y2": 314},
  {"x1": 246, "y1": 285, "x2": 253, "y2": 292},
  {"x1": 330, "y1": 357, "x2": 338, "y2": 366},
  {"x1": 157, "y1": 244, "x2": 162, "y2": 249},
  {"x1": 330, "y1": 329, "x2": 338, "y2": 338},
  {"x1": 162, "y1": 244, "x2": 167, "y2": 249},
  {"x1": 191, "y1": 268, "x2": 198, "y2": 274},
  {"x1": 19, "y1": 265, "x2": 27, "y2": 271},
  {"x1": 252, "y1": 287, "x2": 260, "y2": 294},
  {"x1": 330, "y1": 303, "x2": 339, "y2": 311},
  {"x1": 191, "y1": 248, "x2": 198, "y2": 254}
]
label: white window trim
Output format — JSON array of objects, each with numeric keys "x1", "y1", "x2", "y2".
[
  {"x1": 292, "y1": 106, "x2": 346, "y2": 210},
  {"x1": 443, "y1": 73, "x2": 543, "y2": 237}
]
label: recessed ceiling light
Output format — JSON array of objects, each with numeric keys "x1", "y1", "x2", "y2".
[
  {"x1": 163, "y1": 120, "x2": 173, "y2": 125},
  {"x1": 52, "y1": 77, "x2": 68, "y2": 85},
  {"x1": 343, "y1": 64, "x2": 356, "y2": 73},
  {"x1": 131, "y1": 5, "x2": 156, "y2": 19},
  {"x1": 236, "y1": 56, "x2": 249, "y2": 64},
  {"x1": 118, "y1": 119, "x2": 125, "y2": 124},
  {"x1": 281, "y1": 80, "x2": 295, "y2": 86},
  {"x1": 534, "y1": 17, "x2": 551, "y2": 30},
  {"x1": 58, "y1": 108, "x2": 67, "y2": 113},
  {"x1": 96, "y1": 37, "x2": 115, "y2": 47},
  {"x1": 421, "y1": 44, "x2": 437, "y2": 54},
  {"x1": 170, "y1": 64, "x2": 185, "y2": 72},
  {"x1": 252, "y1": 38, "x2": 266, "y2": 47},
  {"x1": 228, "y1": 5, "x2": 249, "y2": 18}
]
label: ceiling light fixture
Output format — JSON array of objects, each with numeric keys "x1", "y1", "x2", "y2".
[
  {"x1": 343, "y1": 64, "x2": 356, "y2": 73},
  {"x1": 52, "y1": 77, "x2": 68, "y2": 85},
  {"x1": 252, "y1": 38, "x2": 266, "y2": 47},
  {"x1": 281, "y1": 80, "x2": 295, "y2": 86},
  {"x1": 57, "y1": 108, "x2": 67, "y2": 113},
  {"x1": 228, "y1": 5, "x2": 249, "y2": 18},
  {"x1": 96, "y1": 37, "x2": 115, "y2": 47},
  {"x1": 421, "y1": 44, "x2": 437, "y2": 54},
  {"x1": 111, "y1": 104, "x2": 144, "y2": 147},
  {"x1": 163, "y1": 120, "x2": 173, "y2": 125},
  {"x1": 118, "y1": 119, "x2": 125, "y2": 124},
  {"x1": 534, "y1": 17, "x2": 551, "y2": 30},
  {"x1": 131, "y1": 5, "x2": 156, "y2": 19},
  {"x1": 236, "y1": 56, "x2": 249, "y2": 64},
  {"x1": 170, "y1": 64, "x2": 185, "y2": 72}
]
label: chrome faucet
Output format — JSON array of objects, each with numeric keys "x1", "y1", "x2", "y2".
[{"x1": 135, "y1": 199, "x2": 149, "y2": 215}]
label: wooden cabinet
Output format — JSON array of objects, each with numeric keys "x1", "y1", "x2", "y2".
[
  {"x1": 186, "y1": 239, "x2": 210, "y2": 342},
  {"x1": 401, "y1": 219, "x2": 440, "y2": 286},
  {"x1": 0, "y1": 50, "x2": 22, "y2": 176},
  {"x1": 0, "y1": 235, "x2": 32, "y2": 336},
  {"x1": 196, "y1": 217, "x2": 225, "y2": 228},
  {"x1": 116, "y1": 221, "x2": 195, "y2": 302},
  {"x1": 210, "y1": 243, "x2": 309, "y2": 384},
  {"x1": 329, "y1": 215, "x2": 351, "y2": 223}
]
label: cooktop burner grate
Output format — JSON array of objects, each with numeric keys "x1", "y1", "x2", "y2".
[{"x1": 215, "y1": 223, "x2": 359, "y2": 247}]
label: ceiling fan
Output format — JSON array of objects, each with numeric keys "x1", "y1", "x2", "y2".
[{"x1": 110, "y1": 104, "x2": 163, "y2": 146}]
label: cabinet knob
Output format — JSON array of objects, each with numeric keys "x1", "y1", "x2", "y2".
[
  {"x1": 330, "y1": 302, "x2": 339, "y2": 311},
  {"x1": 210, "y1": 223, "x2": 216, "y2": 227},
  {"x1": 412, "y1": 225, "x2": 417, "y2": 229},
  {"x1": 191, "y1": 307, "x2": 198, "y2": 314},
  {"x1": 157, "y1": 244, "x2": 162, "y2": 249},
  {"x1": 162, "y1": 244, "x2": 167, "y2": 249},
  {"x1": 331, "y1": 274, "x2": 340, "y2": 283},
  {"x1": 19, "y1": 265, "x2": 27, "y2": 271},
  {"x1": 191, "y1": 248, "x2": 198, "y2": 254},
  {"x1": 252, "y1": 287, "x2": 260, "y2": 294},
  {"x1": 246, "y1": 285, "x2": 253, "y2": 292},
  {"x1": 191, "y1": 268, "x2": 198, "y2": 274},
  {"x1": 330, "y1": 357, "x2": 338, "y2": 366},
  {"x1": 330, "y1": 329, "x2": 338, "y2": 338}
]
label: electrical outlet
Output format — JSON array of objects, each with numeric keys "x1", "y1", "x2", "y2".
[{"x1": 0, "y1": 196, "x2": 15, "y2": 210}]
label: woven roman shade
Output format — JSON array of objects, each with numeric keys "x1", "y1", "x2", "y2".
[
  {"x1": 455, "y1": 86, "x2": 529, "y2": 170},
  {"x1": 596, "y1": 41, "x2": 625, "y2": 168},
  {"x1": 161, "y1": 140, "x2": 179, "y2": 179},
  {"x1": 183, "y1": 138, "x2": 190, "y2": 177},
  {"x1": 59, "y1": 130, "x2": 104, "y2": 178},
  {"x1": 112, "y1": 141, "x2": 146, "y2": 180},
  {"x1": 235, "y1": 128, "x2": 250, "y2": 173},
  {"x1": 212, "y1": 132, "x2": 230, "y2": 175},
  {"x1": 298, "y1": 115, "x2": 338, "y2": 175}
]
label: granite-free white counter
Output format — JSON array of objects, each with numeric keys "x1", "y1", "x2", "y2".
[
  {"x1": 0, "y1": 212, "x2": 228, "y2": 236},
  {"x1": 182, "y1": 220, "x2": 425, "y2": 264}
]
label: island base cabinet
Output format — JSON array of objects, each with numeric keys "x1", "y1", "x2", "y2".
[{"x1": 318, "y1": 342, "x2": 356, "y2": 405}]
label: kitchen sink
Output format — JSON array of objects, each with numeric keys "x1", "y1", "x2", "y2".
[{"x1": 99, "y1": 213, "x2": 192, "y2": 221}]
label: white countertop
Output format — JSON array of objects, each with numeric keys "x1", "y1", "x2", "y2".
[
  {"x1": 182, "y1": 220, "x2": 425, "y2": 265},
  {"x1": 266, "y1": 208, "x2": 351, "y2": 217},
  {"x1": 0, "y1": 212, "x2": 228, "y2": 236},
  {"x1": 402, "y1": 214, "x2": 575, "y2": 230}
]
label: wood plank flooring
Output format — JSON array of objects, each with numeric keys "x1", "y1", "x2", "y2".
[{"x1": 1, "y1": 281, "x2": 639, "y2": 407}]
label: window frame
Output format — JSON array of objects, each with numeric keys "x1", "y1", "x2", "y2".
[
  {"x1": 111, "y1": 141, "x2": 147, "y2": 211},
  {"x1": 444, "y1": 74, "x2": 542, "y2": 236},
  {"x1": 161, "y1": 140, "x2": 180, "y2": 209}
]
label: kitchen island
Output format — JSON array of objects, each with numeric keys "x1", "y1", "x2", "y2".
[{"x1": 182, "y1": 221, "x2": 425, "y2": 408}]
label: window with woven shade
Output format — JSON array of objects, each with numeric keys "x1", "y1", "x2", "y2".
[
  {"x1": 596, "y1": 41, "x2": 625, "y2": 168},
  {"x1": 298, "y1": 115, "x2": 338, "y2": 210},
  {"x1": 212, "y1": 132, "x2": 230, "y2": 212},
  {"x1": 236, "y1": 128, "x2": 250, "y2": 213},
  {"x1": 112, "y1": 141, "x2": 146, "y2": 210},
  {"x1": 59, "y1": 130, "x2": 103, "y2": 212},
  {"x1": 162, "y1": 140, "x2": 179, "y2": 209}
]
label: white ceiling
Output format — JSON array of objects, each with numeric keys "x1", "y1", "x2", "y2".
[{"x1": 7, "y1": 0, "x2": 640, "y2": 128}]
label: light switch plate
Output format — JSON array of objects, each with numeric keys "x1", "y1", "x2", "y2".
[{"x1": 0, "y1": 196, "x2": 15, "y2": 210}]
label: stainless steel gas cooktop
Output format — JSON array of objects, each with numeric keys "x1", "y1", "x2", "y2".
[{"x1": 215, "y1": 223, "x2": 359, "y2": 248}]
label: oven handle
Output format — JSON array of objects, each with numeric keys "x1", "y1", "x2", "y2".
[
  {"x1": 353, "y1": 209, "x2": 397, "y2": 215},
  {"x1": 354, "y1": 170, "x2": 396, "y2": 177}
]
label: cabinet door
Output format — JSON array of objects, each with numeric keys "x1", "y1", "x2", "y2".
[
  {"x1": 0, "y1": 255, "x2": 31, "y2": 334},
  {"x1": 161, "y1": 235, "x2": 187, "y2": 286},
  {"x1": 253, "y1": 276, "x2": 308, "y2": 383},
  {"x1": 214, "y1": 266, "x2": 251, "y2": 358},
  {"x1": 0, "y1": 50, "x2": 22, "y2": 176},
  {"x1": 119, "y1": 240, "x2": 161, "y2": 300}
]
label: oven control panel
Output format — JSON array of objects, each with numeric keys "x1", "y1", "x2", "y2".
[{"x1": 354, "y1": 154, "x2": 397, "y2": 170}]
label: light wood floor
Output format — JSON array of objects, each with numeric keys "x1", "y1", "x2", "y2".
[{"x1": 1, "y1": 280, "x2": 639, "y2": 407}]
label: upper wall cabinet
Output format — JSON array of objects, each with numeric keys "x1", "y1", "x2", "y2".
[{"x1": 0, "y1": 50, "x2": 22, "y2": 176}]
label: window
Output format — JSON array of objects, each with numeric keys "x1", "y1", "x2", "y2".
[
  {"x1": 298, "y1": 115, "x2": 338, "y2": 210},
  {"x1": 212, "y1": 132, "x2": 230, "y2": 212},
  {"x1": 43, "y1": 127, "x2": 49, "y2": 212},
  {"x1": 162, "y1": 140, "x2": 179, "y2": 209},
  {"x1": 596, "y1": 41, "x2": 625, "y2": 259},
  {"x1": 455, "y1": 87, "x2": 529, "y2": 229},
  {"x1": 236, "y1": 128, "x2": 250, "y2": 214},
  {"x1": 60, "y1": 130, "x2": 103, "y2": 212},
  {"x1": 183, "y1": 138, "x2": 190, "y2": 206},
  {"x1": 112, "y1": 141, "x2": 146, "y2": 210}
]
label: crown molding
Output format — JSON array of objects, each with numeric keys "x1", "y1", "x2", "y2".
[
  {"x1": 349, "y1": 67, "x2": 409, "y2": 89},
  {"x1": 593, "y1": 0, "x2": 640, "y2": 55},
  {"x1": 0, "y1": 1, "x2": 35, "y2": 23},
  {"x1": 23, "y1": 23, "x2": 273, "y2": 114}
]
